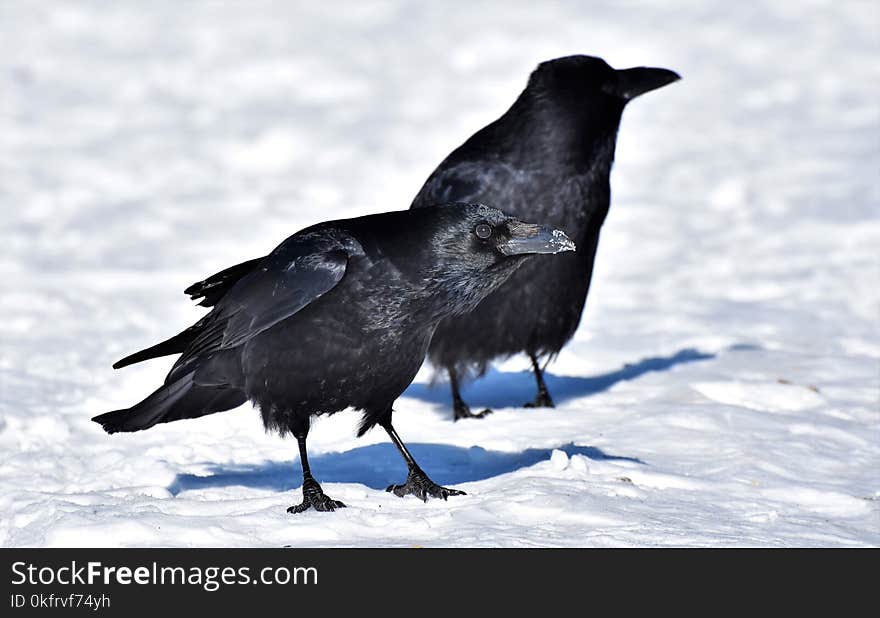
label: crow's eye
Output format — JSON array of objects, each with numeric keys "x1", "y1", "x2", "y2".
[{"x1": 475, "y1": 223, "x2": 493, "y2": 239}]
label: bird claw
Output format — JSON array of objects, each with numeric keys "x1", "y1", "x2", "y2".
[
  {"x1": 453, "y1": 401, "x2": 493, "y2": 421},
  {"x1": 523, "y1": 391, "x2": 554, "y2": 408},
  {"x1": 287, "y1": 476, "x2": 345, "y2": 514},
  {"x1": 386, "y1": 467, "x2": 465, "y2": 502}
]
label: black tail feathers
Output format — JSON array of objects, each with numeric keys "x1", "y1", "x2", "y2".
[{"x1": 92, "y1": 373, "x2": 246, "y2": 434}]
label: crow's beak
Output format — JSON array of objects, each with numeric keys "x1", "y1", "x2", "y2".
[
  {"x1": 610, "y1": 66, "x2": 680, "y2": 100},
  {"x1": 499, "y1": 223, "x2": 576, "y2": 256}
]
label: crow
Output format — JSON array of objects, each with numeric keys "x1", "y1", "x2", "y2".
[
  {"x1": 411, "y1": 55, "x2": 679, "y2": 419},
  {"x1": 94, "y1": 203, "x2": 574, "y2": 513}
]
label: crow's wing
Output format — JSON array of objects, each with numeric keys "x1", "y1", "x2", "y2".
[
  {"x1": 185, "y1": 257, "x2": 265, "y2": 307},
  {"x1": 113, "y1": 257, "x2": 268, "y2": 369},
  {"x1": 166, "y1": 228, "x2": 360, "y2": 383}
]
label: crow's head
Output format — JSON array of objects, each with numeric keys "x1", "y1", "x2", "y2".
[
  {"x1": 527, "y1": 54, "x2": 680, "y2": 107},
  {"x1": 420, "y1": 203, "x2": 575, "y2": 316},
  {"x1": 497, "y1": 55, "x2": 679, "y2": 163}
]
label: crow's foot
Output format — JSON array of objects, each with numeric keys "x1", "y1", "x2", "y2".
[
  {"x1": 523, "y1": 391, "x2": 555, "y2": 408},
  {"x1": 287, "y1": 476, "x2": 345, "y2": 514},
  {"x1": 453, "y1": 400, "x2": 493, "y2": 421},
  {"x1": 386, "y1": 467, "x2": 466, "y2": 501}
]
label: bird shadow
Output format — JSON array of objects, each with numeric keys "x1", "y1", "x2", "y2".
[
  {"x1": 403, "y1": 347, "x2": 715, "y2": 409},
  {"x1": 167, "y1": 442, "x2": 644, "y2": 495},
  {"x1": 167, "y1": 346, "x2": 728, "y2": 496}
]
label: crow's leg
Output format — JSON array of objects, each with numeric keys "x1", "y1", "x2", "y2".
[
  {"x1": 381, "y1": 418, "x2": 466, "y2": 501},
  {"x1": 449, "y1": 367, "x2": 492, "y2": 421},
  {"x1": 523, "y1": 353, "x2": 555, "y2": 408},
  {"x1": 287, "y1": 429, "x2": 345, "y2": 514}
]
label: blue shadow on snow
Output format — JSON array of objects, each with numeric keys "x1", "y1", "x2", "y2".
[
  {"x1": 168, "y1": 442, "x2": 644, "y2": 495},
  {"x1": 403, "y1": 347, "x2": 715, "y2": 409},
  {"x1": 167, "y1": 347, "x2": 718, "y2": 496}
]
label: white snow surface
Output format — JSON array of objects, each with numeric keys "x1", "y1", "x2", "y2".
[{"x1": 1, "y1": 1, "x2": 878, "y2": 547}]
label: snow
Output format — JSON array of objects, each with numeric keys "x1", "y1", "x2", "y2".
[{"x1": 1, "y1": 0, "x2": 878, "y2": 547}]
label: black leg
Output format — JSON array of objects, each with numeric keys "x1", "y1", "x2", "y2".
[
  {"x1": 449, "y1": 367, "x2": 492, "y2": 421},
  {"x1": 381, "y1": 418, "x2": 466, "y2": 501},
  {"x1": 523, "y1": 353, "x2": 555, "y2": 408},
  {"x1": 287, "y1": 431, "x2": 345, "y2": 514}
]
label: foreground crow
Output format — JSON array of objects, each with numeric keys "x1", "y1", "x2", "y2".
[
  {"x1": 94, "y1": 204, "x2": 574, "y2": 512},
  {"x1": 411, "y1": 55, "x2": 679, "y2": 419}
]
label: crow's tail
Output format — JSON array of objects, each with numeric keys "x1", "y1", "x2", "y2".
[{"x1": 92, "y1": 373, "x2": 247, "y2": 434}]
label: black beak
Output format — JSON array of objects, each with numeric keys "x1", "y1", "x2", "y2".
[
  {"x1": 499, "y1": 222, "x2": 576, "y2": 256},
  {"x1": 609, "y1": 66, "x2": 680, "y2": 100}
]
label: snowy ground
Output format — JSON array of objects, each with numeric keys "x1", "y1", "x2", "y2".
[{"x1": 1, "y1": 1, "x2": 878, "y2": 547}]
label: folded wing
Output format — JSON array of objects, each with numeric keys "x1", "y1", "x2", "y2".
[{"x1": 94, "y1": 227, "x2": 359, "y2": 433}]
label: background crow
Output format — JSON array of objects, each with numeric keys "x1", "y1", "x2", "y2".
[
  {"x1": 411, "y1": 55, "x2": 679, "y2": 419},
  {"x1": 93, "y1": 203, "x2": 574, "y2": 513}
]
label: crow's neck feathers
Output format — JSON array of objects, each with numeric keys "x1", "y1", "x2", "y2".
[
  {"x1": 495, "y1": 83, "x2": 622, "y2": 169},
  {"x1": 447, "y1": 87, "x2": 623, "y2": 209}
]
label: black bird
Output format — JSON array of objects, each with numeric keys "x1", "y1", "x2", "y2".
[
  {"x1": 93, "y1": 204, "x2": 575, "y2": 513},
  {"x1": 411, "y1": 55, "x2": 679, "y2": 419}
]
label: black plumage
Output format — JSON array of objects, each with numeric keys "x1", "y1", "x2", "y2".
[
  {"x1": 411, "y1": 55, "x2": 680, "y2": 419},
  {"x1": 94, "y1": 203, "x2": 574, "y2": 512}
]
